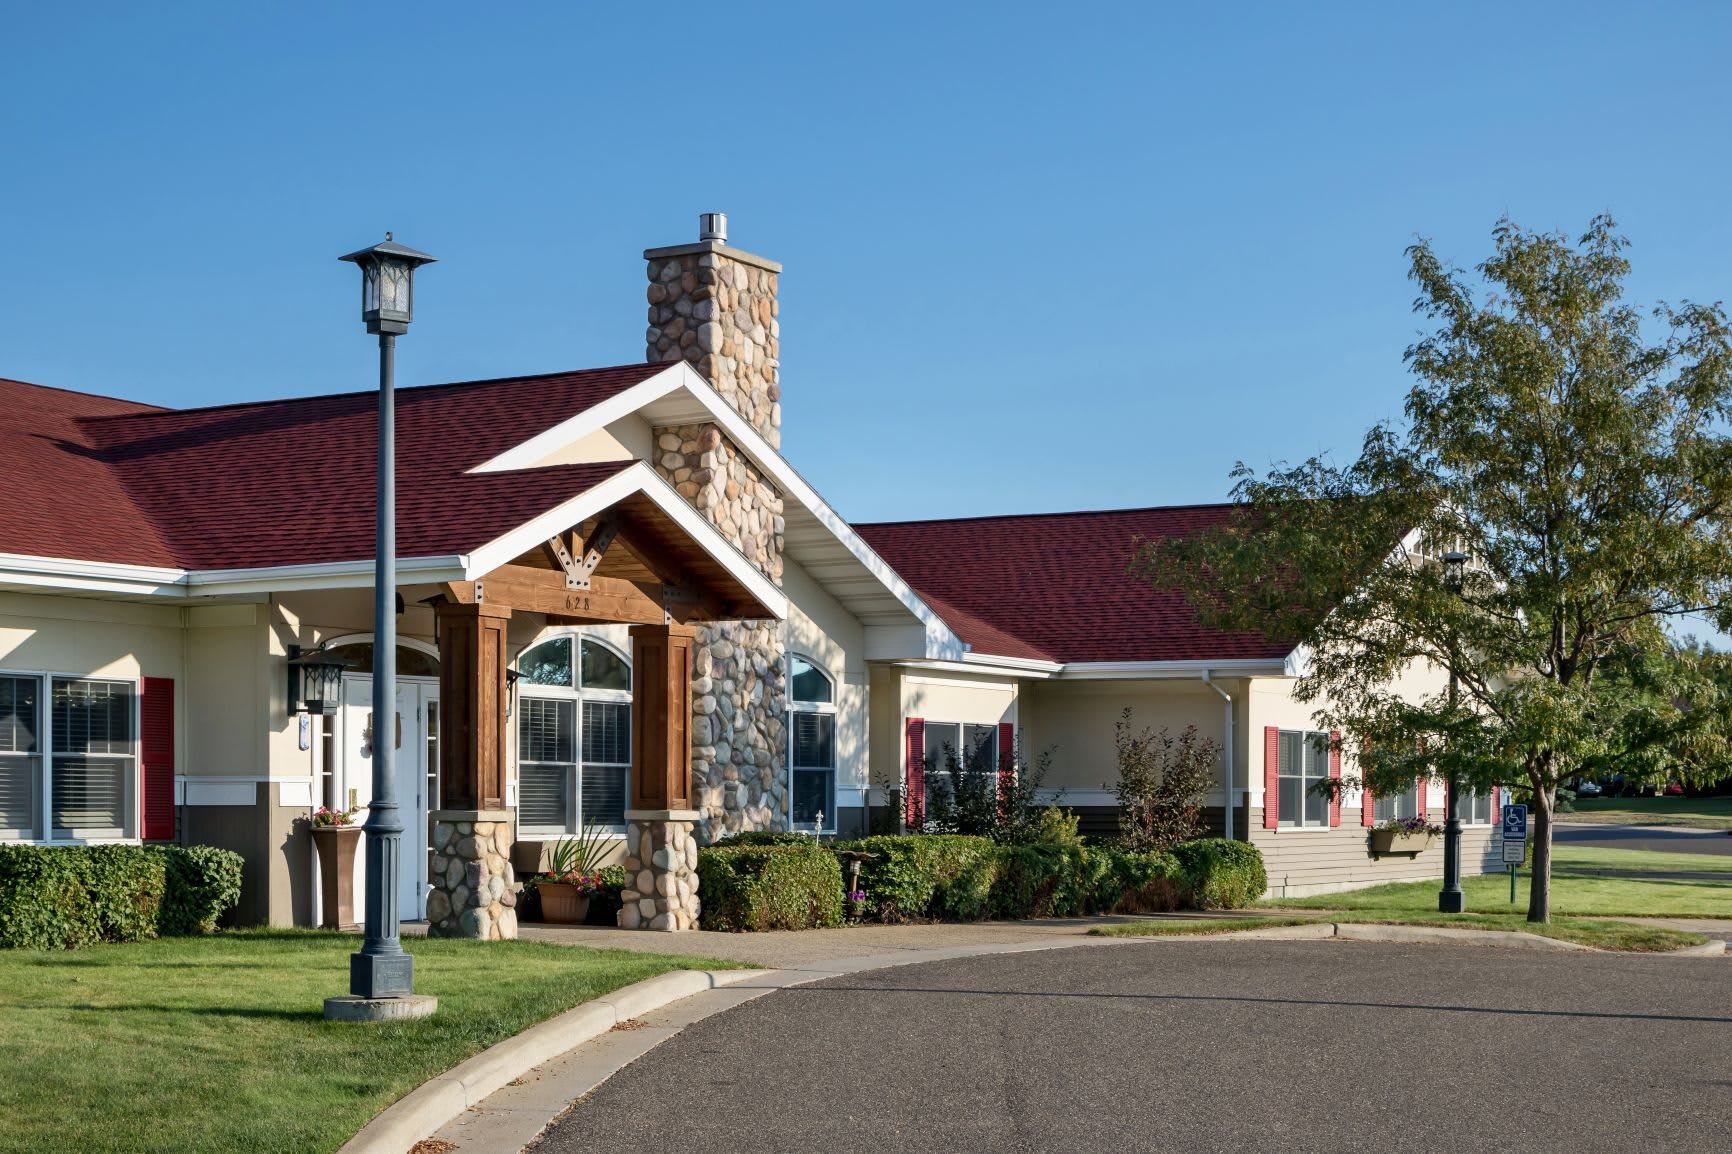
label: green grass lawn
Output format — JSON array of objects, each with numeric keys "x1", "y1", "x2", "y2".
[
  {"x1": 0, "y1": 930, "x2": 733, "y2": 1154},
  {"x1": 1558, "y1": 795, "x2": 1732, "y2": 830},
  {"x1": 1262, "y1": 844, "x2": 1732, "y2": 920},
  {"x1": 1095, "y1": 911, "x2": 1704, "y2": 951}
]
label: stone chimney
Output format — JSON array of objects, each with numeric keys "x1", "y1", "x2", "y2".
[
  {"x1": 642, "y1": 214, "x2": 788, "y2": 841},
  {"x1": 644, "y1": 212, "x2": 782, "y2": 449}
]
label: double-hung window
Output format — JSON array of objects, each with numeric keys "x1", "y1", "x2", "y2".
[
  {"x1": 0, "y1": 674, "x2": 136, "y2": 841},
  {"x1": 515, "y1": 636, "x2": 631, "y2": 836},
  {"x1": 1455, "y1": 787, "x2": 1492, "y2": 825},
  {"x1": 921, "y1": 721, "x2": 998, "y2": 809},
  {"x1": 1374, "y1": 780, "x2": 1421, "y2": 823},
  {"x1": 788, "y1": 655, "x2": 836, "y2": 832},
  {"x1": 1277, "y1": 729, "x2": 1331, "y2": 828}
]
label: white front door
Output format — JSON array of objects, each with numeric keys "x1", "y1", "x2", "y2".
[{"x1": 340, "y1": 676, "x2": 437, "y2": 921}]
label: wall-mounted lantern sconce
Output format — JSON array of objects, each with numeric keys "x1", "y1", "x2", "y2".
[
  {"x1": 505, "y1": 668, "x2": 521, "y2": 718},
  {"x1": 288, "y1": 645, "x2": 347, "y2": 717}
]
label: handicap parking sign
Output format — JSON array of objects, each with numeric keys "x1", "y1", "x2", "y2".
[{"x1": 1501, "y1": 803, "x2": 1528, "y2": 864}]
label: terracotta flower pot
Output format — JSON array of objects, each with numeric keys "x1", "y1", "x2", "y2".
[
  {"x1": 539, "y1": 881, "x2": 592, "y2": 925},
  {"x1": 310, "y1": 824, "x2": 364, "y2": 930}
]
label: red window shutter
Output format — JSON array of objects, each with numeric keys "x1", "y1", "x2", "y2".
[
  {"x1": 1361, "y1": 738, "x2": 1375, "y2": 827},
  {"x1": 997, "y1": 721, "x2": 1015, "y2": 816},
  {"x1": 905, "y1": 718, "x2": 925, "y2": 829},
  {"x1": 1263, "y1": 726, "x2": 1280, "y2": 829},
  {"x1": 141, "y1": 677, "x2": 175, "y2": 841},
  {"x1": 1328, "y1": 730, "x2": 1342, "y2": 827},
  {"x1": 1416, "y1": 777, "x2": 1427, "y2": 821}
]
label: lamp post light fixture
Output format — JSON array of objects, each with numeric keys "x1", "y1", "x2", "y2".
[
  {"x1": 1438, "y1": 550, "x2": 1469, "y2": 915},
  {"x1": 325, "y1": 235, "x2": 438, "y2": 1023}
]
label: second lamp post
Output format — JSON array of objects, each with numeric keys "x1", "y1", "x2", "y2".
[{"x1": 1438, "y1": 549, "x2": 1469, "y2": 914}]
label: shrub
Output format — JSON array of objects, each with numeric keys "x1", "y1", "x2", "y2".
[
  {"x1": 584, "y1": 863, "x2": 628, "y2": 925},
  {"x1": 1096, "y1": 847, "x2": 1185, "y2": 914},
  {"x1": 697, "y1": 844, "x2": 844, "y2": 931},
  {"x1": 0, "y1": 844, "x2": 243, "y2": 950},
  {"x1": 712, "y1": 830, "x2": 821, "y2": 848},
  {"x1": 990, "y1": 843, "x2": 1096, "y2": 918},
  {"x1": 1114, "y1": 710, "x2": 1220, "y2": 852},
  {"x1": 843, "y1": 835, "x2": 1000, "y2": 922},
  {"x1": 156, "y1": 846, "x2": 244, "y2": 936},
  {"x1": 1172, "y1": 838, "x2": 1267, "y2": 909},
  {"x1": 920, "y1": 738, "x2": 1056, "y2": 844}
]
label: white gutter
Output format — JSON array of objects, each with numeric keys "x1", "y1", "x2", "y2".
[{"x1": 1201, "y1": 670, "x2": 1235, "y2": 842}]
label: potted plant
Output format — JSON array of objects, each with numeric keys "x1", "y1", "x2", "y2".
[
  {"x1": 1368, "y1": 815, "x2": 1442, "y2": 856},
  {"x1": 306, "y1": 805, "x2": 362, "y2": 930},
  {"x1": 531, "y1": 821, "x2": 614, "y2": 924}
]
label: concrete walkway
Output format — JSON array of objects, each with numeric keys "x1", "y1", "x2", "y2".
[{"x1": 507, "y1": 910, "x2": 1288, "y2": 967}]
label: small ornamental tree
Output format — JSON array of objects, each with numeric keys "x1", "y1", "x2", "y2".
[
  {"x1": 1136, "y1": 217, "x2": 1732, "y2": 922},
  {"x1": 1113, "y1": 710, "x2": 1218, "y2": 852}
]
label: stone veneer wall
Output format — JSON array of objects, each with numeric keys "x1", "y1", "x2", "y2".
[
  {"x1": 646, "y1": 222, "x2": 792, "y2": 844},
  {"x1": 652, "y1": 422, "x2": 787, "y2": 838},
  {"x1": 618, "y1": 816, "x2": 701, "y2": 930},
  {"x1": 427, "y1": 811, "x2": 518, "y2": 939}
]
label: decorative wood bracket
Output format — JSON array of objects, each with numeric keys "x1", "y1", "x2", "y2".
[{"x1": 549, "y1": 519, "x2": 619, "y2": 590}]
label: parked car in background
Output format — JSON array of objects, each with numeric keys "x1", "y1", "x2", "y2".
[
  {"x1": 1574, "y1": 780, "x2": 1604, "y2": 798},
  {"x1": 1666, "y1": 782, "x2": 1685, "y2": 796}
]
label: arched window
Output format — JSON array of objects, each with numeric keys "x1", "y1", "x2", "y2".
[
  {"x1": 320, "y1": 641, "x2": 440, "y2": 678},
  {"x1": 515, "y1": 635, "x2": 631, "y2": 836},
  {"x1": 788, "y1": 654, "x2": 836, "y2": 832}
]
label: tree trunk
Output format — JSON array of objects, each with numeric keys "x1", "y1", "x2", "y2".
[{"x1": 1527, "y1": 781, "x2": 1554, "y2": 924}]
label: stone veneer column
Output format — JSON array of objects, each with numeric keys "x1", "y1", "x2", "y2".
[
  {"x1": 618, "y1": 813, "x2": 701, "y2": 930},
  {"x1": 426, "y1": 809, "x2": 518, "y2": 939},
  {"x1": 646, "y1": 215, "x2": 790, "y2": 842}
]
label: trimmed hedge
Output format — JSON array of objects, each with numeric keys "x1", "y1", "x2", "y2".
[
  {"x1": 846, "y1": 835, "x2": 1001, "y2": 922},
  {"x1": 0, "y1": 844, "x2": 245, "y2": 950},
  {"x1": 697, "y1": 843, "x2": 845, "y2": 931},
  {"x1": 1171, "y1": 838, "x2": 1268, "y2": 910}
]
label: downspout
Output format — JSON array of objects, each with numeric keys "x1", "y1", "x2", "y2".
[{"x1": 1202, "y1": 671, "x2": 1235, "y2": 842}]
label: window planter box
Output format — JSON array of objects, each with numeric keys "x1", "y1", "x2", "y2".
[
  {"x1": 1368, "y1": 829, "x2": 1433, "y2": 856},
  {"x1": 537, "y1": 881, "x2": 591, "y2": 925}
]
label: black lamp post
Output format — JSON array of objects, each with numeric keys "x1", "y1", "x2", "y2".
[
  {"x1": 1438, "y1": 550, "x2": 1469, "y2": 914},
  {"x1": 329, "y1": 234, "x2": 437, "y2": 1016}
]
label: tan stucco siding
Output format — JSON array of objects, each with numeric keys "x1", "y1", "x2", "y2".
[
  {"x1": 782, "y1": 556, "x2": 868, "y2": 804},
  {"x1": 526, "y1": 414, "x2": 654, "y2": 467}
]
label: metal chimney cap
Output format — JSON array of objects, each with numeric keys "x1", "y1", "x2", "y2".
[{"x1": 698, "y1": 212, "x2": 728, "y2": 243}]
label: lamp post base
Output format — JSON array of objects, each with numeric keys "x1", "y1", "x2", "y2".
[
  {"x1": 1438, "y1": 889, "x2": 1466, "y2": 914},
  {"x1": 350, "y1": 950, "x2": 415, "y2": 999},
  {"x1": 323, "y1": 994, "x2": 438, "y2": 1023}
]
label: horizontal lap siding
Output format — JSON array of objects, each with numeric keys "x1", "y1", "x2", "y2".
[{"x1": 1248, "y1": 807, "x2": 1502, "y2": 898}]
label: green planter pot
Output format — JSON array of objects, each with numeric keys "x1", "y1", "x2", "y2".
[{"x1": 1368, "y1": 829, "x2": 1433, "y2": 856}]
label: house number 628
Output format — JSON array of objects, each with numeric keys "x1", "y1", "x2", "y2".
[{"x1": 563, "y1": 594, "x2": 591, "y2": 612}]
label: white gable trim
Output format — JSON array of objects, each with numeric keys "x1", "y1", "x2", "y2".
[
  {"x1": 468, "y1": 360, "x2": 965, "y2": 661},
  {"x1": 462, "y1": 460, "x2": 787, "y2": 620}
]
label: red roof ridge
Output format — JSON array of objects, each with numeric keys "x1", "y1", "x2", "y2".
[
  {"x1": 854, "y1": 499, "x2": 1241, "y2": 529},
  {"x1": 77, "y1": 361, "x2": 664, "y2": 430},
  {"x1": 0, "y1": 374, "x2": 171, "y2": 413}
]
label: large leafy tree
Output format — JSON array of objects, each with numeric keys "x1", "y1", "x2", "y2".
[{"x1": 1137, "y1": 217, "x2": 1732, "y2": 921}]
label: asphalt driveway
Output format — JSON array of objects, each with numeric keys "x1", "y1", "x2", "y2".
[
  {"x1": 536, "y1": 940, "x2": 1732, "y2": 1154},
  {"x1": 1554, "y1": 822, "x2": 1732, "y2": 856}
]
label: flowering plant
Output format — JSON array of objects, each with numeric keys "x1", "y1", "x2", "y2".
[
  {"x1": 309, "y1": 805, "x2": 359, "y2": 828},
  {"x1": 536, "y1": 870, "x2": 611, "y2": 895},
  {"x1": 1375, "y1": 815, "x2": 1442, "y2": 836}
]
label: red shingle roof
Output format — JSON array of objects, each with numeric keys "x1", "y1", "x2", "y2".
[
  {"x1": 855, "y1": 506, "x2": 1292, "y2": 665},
  {"x1": 1, "y1": 364, "x2": 663, "y2": 570}
]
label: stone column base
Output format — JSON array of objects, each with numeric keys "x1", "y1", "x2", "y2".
[
  {"x1": 620, "y1": 810, "x2": 701, "y2": 930},
  {"x1": 427, "y1": 809, "x2": 518, "y2": 939}
]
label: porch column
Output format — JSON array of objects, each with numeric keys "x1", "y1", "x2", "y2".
[
  {"x1": 427, "y1": 602, "x2": 518, "y2": 939},
  {"x1": 621, "y1": 623, "x2": 702, "y2": 930}
]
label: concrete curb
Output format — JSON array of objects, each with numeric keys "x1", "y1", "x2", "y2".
[
  {"x1": 336, "y1": 967, "x2": 770, "y2": 1154},
  {"x1": 1132, "y1": 921, "x2": 1728, "y2": 955},
  {"x1": 1667, "y1": 939, "x2": 1729, "y2": 957}
]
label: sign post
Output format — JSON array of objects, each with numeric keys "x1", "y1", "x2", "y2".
[{"x1": 1501, "y1": 803, "x2": 1528, "y2": 905}]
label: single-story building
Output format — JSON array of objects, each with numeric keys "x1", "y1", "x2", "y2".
[{"x1": 0, "y1": 214, "x2": 1504, "y2": 929}]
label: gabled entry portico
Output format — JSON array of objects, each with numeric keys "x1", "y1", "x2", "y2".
[{"x1": 425, "y1": 486, "x2": 784, "y2": 938}]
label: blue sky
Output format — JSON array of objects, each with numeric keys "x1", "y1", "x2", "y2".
[{"x1": 3, "y1": 2, "x2": 1729, "y2": 524}]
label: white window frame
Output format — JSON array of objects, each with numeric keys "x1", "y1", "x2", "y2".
[
  {"x1": 1374, "y1": 780, "x2": 1422, "y2": 824},
  {"x1": 1276, "y1": 729, "x2": 1332, "y2": 830},
  {"x1": 787, "y1": 654, "x2": 837, "y2": 833},
  {"x1": 0, "y1": 669, "x2": 140, "y2": 844},
  {"x1": 920, "y1": 720, "x2": 999, "y2": 812},
  {"x1": 1455, "y1": 785, "x2": 1493, "y2": 826},
  {"x1": 513, "y1": 633, "x2": 632, "y2": 839}
]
